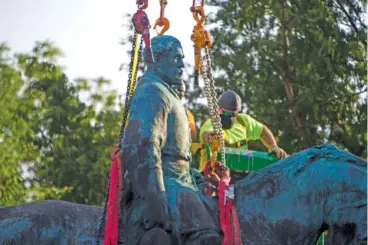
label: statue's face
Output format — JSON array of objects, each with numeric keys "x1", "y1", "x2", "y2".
[{"x1": 155, "y1": 45, "x2": 185, "y2": 85}]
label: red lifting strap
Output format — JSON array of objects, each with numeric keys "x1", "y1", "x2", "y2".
[
  {"x1": 104, "y1": 151, "x2": 124, "y2": 245},
  {"x1": 218, "y1": 181, "x2": 242, "y2": 245},
  {"x1": 203, "y1": 161, "x2": 217, "y2": 195},
  {"x1": 204, "y1": 160, "x2": 243, "y2": 245}
]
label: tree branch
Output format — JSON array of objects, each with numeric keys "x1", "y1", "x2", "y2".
[
  {"x1": 280, "y1": 0, "x2": 309, "y2": 147},
  {"x1": 318, "y1": 88, "x2": 367, "y2": 106},
  {"x1": 334, "y1": 0, "x2": 367, "y2": 46}
]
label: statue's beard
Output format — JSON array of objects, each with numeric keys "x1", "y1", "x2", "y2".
[
  {"x1": 163, "y1": 76, "x2": 183, "y2": 86},
  {"x1": 156, "y1": 66, "x2": 183, "y2": 86}
]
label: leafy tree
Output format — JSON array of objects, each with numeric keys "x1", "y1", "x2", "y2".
[
  {"x1": 0, "y1": 41, "x2": 123, "y2": 206},
  {"x1": 0, "y1": 42, "x2": 70, "y2": 205},
  {"x1": 0, "y1": 43, "x2": 33, "y2": 205}
]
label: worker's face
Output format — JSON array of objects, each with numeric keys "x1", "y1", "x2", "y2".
[
  {"x1": 219, "y1": 107, "x2": 237, "y2": 130},
  {"x1": 156, "y1": 46, "x2": 185, "y2": 86}
]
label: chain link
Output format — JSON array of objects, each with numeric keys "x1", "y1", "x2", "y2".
[
  {"x1": 96, "y1": 31, "x2": 143, "y2": 244},
  {"x1": 200, "y1": 47, "x2": 226, "y2": 165}
]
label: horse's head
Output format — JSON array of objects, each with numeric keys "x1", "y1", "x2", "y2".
[{"x1": 233, "y1": 144, "x2": 367, "y2": 245}]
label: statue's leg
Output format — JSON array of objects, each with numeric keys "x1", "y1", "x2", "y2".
[
  {"x1": 184, "y1": 229, "x2": 222, "y2": 245},
  {"x1": 138, "y1": 228, "x2": 172, "y2": 245}
]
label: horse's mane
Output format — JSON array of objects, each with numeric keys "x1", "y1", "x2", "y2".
[{"x1": 235, "y1": 144, "x2": 366, "y2": 193}]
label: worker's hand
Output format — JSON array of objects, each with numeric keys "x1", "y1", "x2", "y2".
[
  {"x1": 269, "y1": 145, "x2": 288, "y2": 160},
  {"x1": 202, "y1": 131, "x2": 216, "y2": 144}
]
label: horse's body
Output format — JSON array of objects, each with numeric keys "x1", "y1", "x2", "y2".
[
  {"x1": 0, "y1": 144, "x2": 366, "y2": 245},
  {"x1": 0, "y1": 200, "x2": 103, "y2": 244},
  {"x1": 234, "y1": 144, "x2": 367, "y2": 245}
]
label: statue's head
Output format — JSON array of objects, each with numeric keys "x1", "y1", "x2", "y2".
[{"x1": 150, "y1": 35, "x2": 185, "y2": 86}]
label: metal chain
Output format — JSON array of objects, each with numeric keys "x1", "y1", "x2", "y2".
[
  {"x1": 200, "y1": 47, "x2": 226, "y2": 165},
  {"x1": 96, "y1": 31, "x2": 143, "y2": 244}
]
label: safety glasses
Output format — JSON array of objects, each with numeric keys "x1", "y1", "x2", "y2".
[
  {"x1": 218, "y1": 106, "x2": 238, "y2": 117},
  {"x1": 222, "y1": 111, "x2": 237, "y2": 117},
  {"x1": 219, "y1": 109, "x2": 237, "y2": 117}
]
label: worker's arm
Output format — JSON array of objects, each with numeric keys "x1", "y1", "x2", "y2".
[
  {"x1": 260, "y1": 126, "x2": 287, "y2": 159},
  {"x1": 260, "y1": 126, "x2": 277, "y2": 150},
  {"x1": 240, "y1": 114, "x2": 287, "y2": 159}
]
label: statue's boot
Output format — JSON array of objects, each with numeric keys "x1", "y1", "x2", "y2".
[
  {"x1": 138, "y1": 228, "x2": 172, "y2": 245},
  {"x1": 185, "y1": 229, "x2": 222, "y2": 245}
]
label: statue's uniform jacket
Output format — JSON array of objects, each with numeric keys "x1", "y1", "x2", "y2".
[{"x1": 120, "y1": 71, "x2": 218, "y2": 243}]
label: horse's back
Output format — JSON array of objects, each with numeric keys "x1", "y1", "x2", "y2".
[
  {"x1": 233, "y1": 144, "x2": 367, "y2": 244},
  {"x1": 0, "y1": 200, "x2": 103, "y2": 245},
  {"x1": 0, "y1": 199, "x2": 101, "y2": 216}
]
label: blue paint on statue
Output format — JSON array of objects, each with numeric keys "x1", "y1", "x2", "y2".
[
  {"x1": 0, "y1": 200, "x2": 103, "y2": 245},
  {"x1": 0, "y1": 218, "x2": 32, "y2": 240}
]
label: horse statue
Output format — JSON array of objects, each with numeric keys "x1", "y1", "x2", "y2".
[{"x1": 0, "y1": 144, "x2": 366, "y2": 245}]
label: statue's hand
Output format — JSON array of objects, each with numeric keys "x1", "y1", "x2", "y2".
[{"x1": 143, "y1": 192, "x2": 171, "y2": 231}]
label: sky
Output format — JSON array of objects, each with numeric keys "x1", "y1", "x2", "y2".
[{"x1": 0, "y1": 0, "x2": 216, "y2": 95}]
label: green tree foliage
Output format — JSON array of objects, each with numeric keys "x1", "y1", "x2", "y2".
[
  {"x1": 0, "y1": 44, "x2": 35, "y2": 205},
  {"x1": 194, "y1": 0, "x2": 368, "y2": 156},
  {"x1": 0, "y1": 41, "x2": 122, "y2": 206},
  {"x1": 0, "y1": 42, "x2": 70, "y2": 205}
]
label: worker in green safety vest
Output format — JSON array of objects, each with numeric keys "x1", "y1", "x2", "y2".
[{"x1": 198, "y1": 90, "x2": 287, "y2": 172}]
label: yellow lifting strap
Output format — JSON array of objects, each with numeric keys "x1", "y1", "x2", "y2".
[
  {"x1": 128, "y1": 34, "x2": 142, "y2": 96},
  {"x1": 123, "y1": 34, "x2": 143, "y2": 129}
]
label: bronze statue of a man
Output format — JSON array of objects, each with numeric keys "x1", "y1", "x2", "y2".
[{"x1": 120, "y1": 35, "x2": 222, "y2": 245}]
